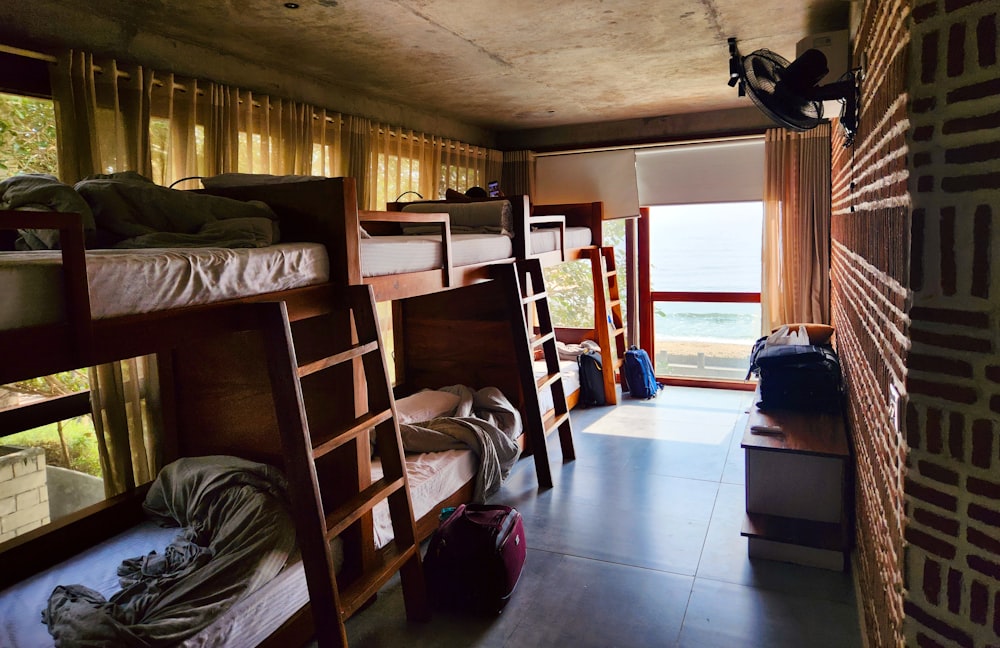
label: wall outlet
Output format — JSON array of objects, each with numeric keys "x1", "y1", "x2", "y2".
[{"x1": 888, "y1": 383, "x2": 902, "y2": 432}]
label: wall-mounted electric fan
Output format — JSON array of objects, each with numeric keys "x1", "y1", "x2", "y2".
[{"x1": 728, "y1": 38, "x2": 859, "y2": 146}]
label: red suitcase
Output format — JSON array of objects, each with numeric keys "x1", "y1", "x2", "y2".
[{"x1": 424, "y1": 503, "x2": 527, "y2": 614}]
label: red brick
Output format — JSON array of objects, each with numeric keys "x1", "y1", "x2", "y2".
[
  {"x1": 918, "y1": 175, "x2": 935, "y2": 192},
  {"x1": 968, "y1": 526, "x2": 1000, "y2": 555},
  {"x1": 905, "y1": 599, "x2": 974, "y2": 647},
  {"x1": 988, "y1": 366, "x2": 1000, "y2": 383},
  {"x1": 980, "y1": 14, "x2": 998, "y2": 66},
  {"x1": 949, "y1": 567, "x2": 963, "y2": 614},
  {"x1": 946, "y1": 0, "x2": 991, "y2": 10},
  {"x1": 970, "y1": 580, "x2": 988, "y2": 625},
  {"x1": 969, "y1": 502, "x2": 1000, "y2": 527},
  {"x1": 923, "y1": 558, "x2": 942, "y2": 603},
  {"x1": 914, "y1": 151, "x2": 934, "y2": 167},
  {"x1": 968, "y1": 475, "x2": 1000, "y2": 499},
  {"x1": 943, "y1": 110, "x2": 1000, "y2": 133},
  {"x1": 968, "y1": 554, "x2": 1000, "y2": 579},
  {"x1": 910, "y1": 306, "x2": 990, "y2": 328},
  {"x1": 995, "y1": 590, "x2": 1000, "y2": 636},
  {"x1": 915, "y1": 506, "x2": 961, "y2": 536},
  {"x1": 942, "y1": 171, "x2": 1000, "y2": 192},
  {"x1": 991, "y1": 394, "x2": 1000, "y2": 414},
  {"x1": 914, "y1": 125, "x2": 936, "y2": 141},
  {"x1": 972, "y1": 204, "x2": 991, "y2": 298},
  {"x1": 910, "y1": 352, "x2": 974, "y2": 378},
  {"x1": 928, "y1": 406, "x2": 944, "y2": 454},
  {"x1": 941, "y1": 206, "x2": 957, "y2": 294},
  {"x1": 909, "y1": 478, "x2": 959, "y2": 511},
  {"x1": 919, "y1": 460, "x2": 961, "y2": 485},
  {"x1": 908, "y1": 377, "x2": 978, "y2": 404},
  {"x1": 922, "y1": 31, "x2": 940, "y2": 83},
  {"x1": 909, "y1": 328, "x2": 991, "y2": 352},
  {"x1": 948, "y1": 23, "x2": 967, "y2": 77},
  {"x1": 906, "y1": 526, "x2": 957, "y2": 559},
  {"x1": 912, "y1": 208, "x2": 926, "y2": 289},
  {"x1": 948, "y1": 77, "x2": 1000, "y2": 103},
  {"x1": 972, "y1": 419, "x2": 995, "y2": 468},
  {"x1": 946, "y1": 141, "x2": 1000, "y2": 164},
  {"x1": 917, "y1": 633, "x2": 947, "y2": 648},
  {"x1": 913, "y1": 2, "x2": 939, "y2": 23},
  {"x1": 950, "y1": 411, "x2": 966, "y2": 460},
  {"x1": 913, "y1": 97, "x2": 938, "y2": 114}
]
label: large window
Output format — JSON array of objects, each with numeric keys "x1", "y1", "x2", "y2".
[{"x1": 647, "y1": 202, "x2": 762, "y2": 382}]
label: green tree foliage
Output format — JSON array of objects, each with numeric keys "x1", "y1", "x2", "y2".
[
  {"x1": 543, "y1": 220, "x2": 627, "y2": 329},
  {"x1": 0, "y1": 93, "x2": 58, "y2": 175}
]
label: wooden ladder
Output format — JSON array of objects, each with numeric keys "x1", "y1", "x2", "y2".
[
  {"x1": 493, "y1": 258, "x2": 575, "y2": 489},
  {"x1": 589, "y1": 246, "x2": 627, "y2": 405},
  {"x1": 258, "y1": 285, "x2": 428, "y2": 648}
]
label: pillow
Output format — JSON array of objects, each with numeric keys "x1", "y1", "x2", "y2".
[
  {"x1": 400, "y1": 200, "x2": 512, "y2": 236},
  {"x1": 772, "y1": 323, "x2": 835, "y2": 345},
  {"x1": 395, "y1": 389, "x2": 460, "y2": 425}
]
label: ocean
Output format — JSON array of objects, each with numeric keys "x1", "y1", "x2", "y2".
[{"x1": 648, "y1": 203, "x2": 763, "y2": 345}]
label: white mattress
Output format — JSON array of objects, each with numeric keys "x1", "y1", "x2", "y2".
[
  {"x1": 0, "y1": 449, "x2": 474, "y2": 648},
  {"x1": 0, "y1": 243, "x2": 330, "y2": 331},
  {"x1": 361, "y1": 233, "x2": 513, "y2": 277},
  {"x1": 535, "y1": 358, "x2": 580, "y2": 413},
  {"x1": 530, "y1": 226, "x2": 592, "y2": 255},
  {"x1": 371, "y1": 449, "x2": 476, "y2": 547}
]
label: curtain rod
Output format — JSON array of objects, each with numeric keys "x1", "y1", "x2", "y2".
[{"x1": 534, "y1": 133, "x2": 765, "y2": 157}]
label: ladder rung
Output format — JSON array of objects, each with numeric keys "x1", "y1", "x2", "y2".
[
  {"x1": 609, "y1": 299, "x2": 621, "y2": 308},
  {"x1": 536, "y1": 371, "x2": 561, "y2": 391},
  {"x1": 604, "y1": 270, "x2": 616, "y2": 278},
  {"x1": 612, "y1": 327, "x2": 625, "y2": 337},
  {"x1": 324, "y1": 476, "x2": 406, "y2": 541},
  {"x1": 339, "y1": 540, "x2": 419, "y2": 618},
  {"x1": 521, "y1": 292, "x2": 546, "y2": 305},
  {"x1": 312, "y1": 408, "x2": 393, "y2": 459},
  {"x1": 542, "y1": 410, "x2": 571, "y2": 436},
  {"x1": 530, "y1": 331, "x2": 556, "y2": 347},
  {"x1": 298, "y1": 340, "x2": 380, "y2": 378}
]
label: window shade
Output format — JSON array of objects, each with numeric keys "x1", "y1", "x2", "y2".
[
  {"x1": 535, "y1": 149, "x2": 640, "y2": 218},
  {"x1": 635, "y1": 139, "x2": 764, "y2": 206}
]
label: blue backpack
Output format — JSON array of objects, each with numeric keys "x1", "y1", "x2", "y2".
[{"x1": 623, "y1": 346, "x2": 661, "y2": 399}]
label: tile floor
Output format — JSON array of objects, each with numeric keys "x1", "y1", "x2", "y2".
[{"x1": 344, "y1": 387, "x2": 863, "y2": 647}]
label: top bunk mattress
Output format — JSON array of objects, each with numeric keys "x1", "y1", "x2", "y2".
[
  {"x1": 361, "y1": 233, "x2": 512, "y2": 277},
  {"x1": 530, "y1": 226, "x2": 592, "y2": 255},
  {"x1": 0, "y1": 243, "x2": 330, "y2": 331}
]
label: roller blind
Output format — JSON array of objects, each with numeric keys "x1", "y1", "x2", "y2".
[
  {"x1": 535, "y1": 149, "x2": 640, "y2": 218},
  {"x1": 635, "y1": 139, "x2": 764, "y2": 206}
]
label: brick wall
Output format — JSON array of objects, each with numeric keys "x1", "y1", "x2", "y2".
[
  {"x1": 0, "y1": 446, "x2": 50, "y2": 542},
  {"x1": 832, "y1": 0, "x2": 1000, "y2": 646},
  {"x1": 904, "y1": 0, "x2": 1000, "y2": 645}
]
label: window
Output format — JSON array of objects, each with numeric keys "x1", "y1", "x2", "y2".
[
  {"x1": 647, "y1": 202, "x2": 762, "y2": 381},
  {"x1": 0, "y1": 92, "x2": 58, "y2": 175}
]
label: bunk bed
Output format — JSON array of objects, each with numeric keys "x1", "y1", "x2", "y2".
[
  {"x1": 388, "y1": 194, "x2": 626, "y2": 406},
  {"x1": 0, "y1": 175, "x2": 540, "y2": 647}
]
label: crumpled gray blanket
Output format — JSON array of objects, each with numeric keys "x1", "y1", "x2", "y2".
[
  {"x1": 0, "y1": 172, "x2": 279, "y2": 250},
  {"x1": 398, "y1": 385, "x2": 522, "y2": 502},
  {"x1": 42, "y1": 456, "x2": 295, "y2": 647}
]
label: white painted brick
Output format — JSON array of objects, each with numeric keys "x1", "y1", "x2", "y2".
[
  {"x1": 0, "y1": 495, "x2": 15, "y2": 516},
  {"x1": 0, "y1": 469, "x2": 46, "y2": 499},
  {"x1": 0, "y1": 464, "x2": 12, "y2": 482},
  {"x1": 15, "y1": 488, "x2": 39, "y2": 509},
  {"x1": 36, "y1": 455, "x2": 46, "y2": 471},
  {"x1": 15, "y1": 518, "x2": 43, "y2": 534},
  {"x1": 40, "y1": 487, "x2": 48, "y2": 503},
  {"x1": 1, "y1": 502, "x2": 49, "y2": 532},
  {"x1": 12, "y1": 457, "x2": 41, "y2": 478},
  {"x1": 0, "y1": 530, "x2": 13, "y2": 543}
]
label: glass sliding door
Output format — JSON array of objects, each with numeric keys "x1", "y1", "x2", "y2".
[{"x1": 642, "y1": 202, "x2": 762, "y2": 384}]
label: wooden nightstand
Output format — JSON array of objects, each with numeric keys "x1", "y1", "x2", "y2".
[{"x1": 740, "y1": 390, "x2": 853, "y2": 571}]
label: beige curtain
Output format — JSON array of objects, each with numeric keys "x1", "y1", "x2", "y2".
[
  {"x1": 50, "y1": 51, "x2": 164, "y2": 494},
  {"x1": 365, "y1": 123, "x2": 502, "y2": 209},
  {"x1": 761, "y1": 124, "x2": 832, "y2": 333},
  {"x1": 501, "y1": 150, "x2": 536, "y2": 198}
]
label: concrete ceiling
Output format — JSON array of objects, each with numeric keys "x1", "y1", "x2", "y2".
[{"x1": 2, "y1": 0, "x2": 852, "y2": 132}]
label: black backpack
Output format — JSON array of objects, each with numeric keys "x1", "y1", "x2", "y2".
[{"x1": 577, "y1": 350, "x2": 605, "y2": 406}]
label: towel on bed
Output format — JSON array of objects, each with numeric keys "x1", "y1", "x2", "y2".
[
  {"x1": 42, "y1": 455, "x2": 295, "y2": 647},
  {"x1": 397, "y1": 385, "x2": 521, "y2": 502}
]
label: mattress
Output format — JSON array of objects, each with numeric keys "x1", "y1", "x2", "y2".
[
  {"x1": 361, "y1": 233, "x2": 513, "y2": 277},
  {"x1": 530, "y1": 226, "x2": 592, "y2": 255},
  {"x1": 0, "y1": 449, "x2": 474, "y2": 647},
  {"x1": 0, "y1": 243, "x2": 330, "y2": 331},
  {"x1": 535, "y1": 358, "x2": 581, "y2": 413}
]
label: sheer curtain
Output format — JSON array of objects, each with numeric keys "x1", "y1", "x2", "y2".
[
  {"x1": 760, "y1": 123, "x2": 832, "y2": 333},
  {"x1": 50, "y1": 51, "x2": 163, "y2": 495}
]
